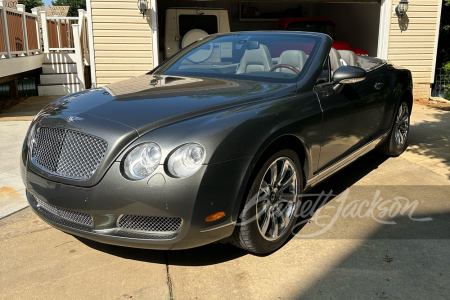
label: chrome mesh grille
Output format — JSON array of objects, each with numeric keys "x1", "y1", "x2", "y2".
[
  {"x1": 32, "y1": 127, "x2": 108, "y2": 180},
  {"x1": 36, "y1": 197, "x2": 94, "y2": 227},
  {"x1": 118, "y1": 215, "x2": 182, "y2": 232}
]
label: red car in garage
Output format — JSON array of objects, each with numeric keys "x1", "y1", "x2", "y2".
[{"x1": 276, "y1": 18, "x2": 369, "y2": 56}]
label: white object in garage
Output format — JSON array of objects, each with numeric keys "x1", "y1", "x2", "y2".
[
  {"x1": 182, "y1": 29, "x2": 209, "y2": 48},
  {"x1": 164, "y1": 8, "x2": 230, "y2": 59},
  {"x1": 186, "y1": 43, "x2": 213, "y2": 63}
]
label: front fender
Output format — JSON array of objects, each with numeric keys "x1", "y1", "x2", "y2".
[{"x1": 116, "y1": 88, "x2": 323, "y2": 221}]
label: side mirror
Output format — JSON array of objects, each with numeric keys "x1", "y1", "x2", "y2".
[{"x1": 332, "y1": 66, "x2": 366, "y2": 84}]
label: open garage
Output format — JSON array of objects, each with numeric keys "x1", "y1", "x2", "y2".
[{"x1": 155, "y1": 1, "x2": 382, "y2": 61}]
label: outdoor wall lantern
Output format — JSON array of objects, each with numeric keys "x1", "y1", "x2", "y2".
[
  {"x1": 137, "y1": 0, "x2": 148, "y2": 18},
  {"x1": 396, "y1": 0, "x2": 409, "y2": 19}
]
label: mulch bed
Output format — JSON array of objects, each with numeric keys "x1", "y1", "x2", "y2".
[{"x1": 414, "y1": 98, "x2": 450, "y2": 111}]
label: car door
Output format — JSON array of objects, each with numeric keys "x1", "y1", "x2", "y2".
[{"x1": 314, "y1": 60, "x2": 386, "y2": 172}]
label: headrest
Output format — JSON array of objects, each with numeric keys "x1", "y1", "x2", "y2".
[
  {"x1": 329, "y1": 48, "x2": 341, "y2": 73},
  {"x1": 244, "y1": 44, "x2": 272, "y2": 65},
  {"x1": 278, "y1": 50, "x2": 307, "y2": 72},
  {"x1": 338, "y1": 50, "x2": 358, "y2": 67}
]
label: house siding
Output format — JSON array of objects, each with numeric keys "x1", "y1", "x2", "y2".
[
  {"x1": 387, "y1": 0, "x2": 441, "y2": 99},
  {"x1": 90, "y1": 0, "x2": 153, "y2": 86}
]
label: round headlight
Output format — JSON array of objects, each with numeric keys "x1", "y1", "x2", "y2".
[
  {"x1": 124, "y1": 143, "x2": 161, "y2": 180},
  {"x1": 167, "y1": 143, "x2": 206, "y2": 178}
]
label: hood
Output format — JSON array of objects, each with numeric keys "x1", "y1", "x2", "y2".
[{"x1": 45, "y1": 75, "x2": 294, "y2": 135}]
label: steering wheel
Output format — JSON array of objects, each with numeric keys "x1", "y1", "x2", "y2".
[{"x1": 269, "y1": 64, "x2": 300, "y2": 75}]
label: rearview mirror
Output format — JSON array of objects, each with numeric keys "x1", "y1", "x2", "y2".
[{"x1": 332, "y1": 66, "x2": 366, "y2": 84}]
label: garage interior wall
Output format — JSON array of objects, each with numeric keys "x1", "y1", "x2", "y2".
[
  {"x1": 90, "y1": 0, "x2": 154, "y2": 86},
  {"x1": 386, "y1": 0, "x2": 442, "y2": 99},
  {"x1": 311, "y1": 3, "x2": 380, "y2": 56},
  {"x1": 156, "y1": 1, "x2": 305, "y2": 39}
]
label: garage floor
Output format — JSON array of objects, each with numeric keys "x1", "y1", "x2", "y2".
[{"x1": 1, "y1": 102, "x2": 450, "y2": 299}]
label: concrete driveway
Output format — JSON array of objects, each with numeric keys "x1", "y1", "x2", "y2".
[{"x1": 1, "y1": 100, "x2": 449, "y2": 299}]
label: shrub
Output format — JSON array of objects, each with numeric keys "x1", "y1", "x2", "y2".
[{"x1": 444, "y1": 62, "x2": 450, "y2": 75}]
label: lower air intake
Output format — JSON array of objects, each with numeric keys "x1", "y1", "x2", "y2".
[
  {"x1": 117, "y1": 215, "x2": 182, "y2": 233},
  {"x1": 35, "y1": 197, "x2": 94, "y2": 228}
]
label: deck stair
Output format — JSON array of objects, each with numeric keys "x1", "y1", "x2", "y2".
[
  {"x1": 38, "y1": 53, "x2": 82, "y2": 96},
  {"x1": 37, "y1": 10, "x2": 89, "y2": 96}
]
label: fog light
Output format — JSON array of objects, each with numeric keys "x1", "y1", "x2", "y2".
[{"x1": 205, "y1": 212, "x2": 225, "y2": 222}]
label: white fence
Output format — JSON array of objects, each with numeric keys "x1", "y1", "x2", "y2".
[{"x1": 0, "y1": 2, "x2": 40, "y2": 59}]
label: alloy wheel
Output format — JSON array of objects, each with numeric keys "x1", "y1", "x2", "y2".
[
  {"x1": 395, "y1": 102, "x2": 409, "y2": 149},
  {"x1": 256, "y1": 157, "x2": 298, "y2": 241}
]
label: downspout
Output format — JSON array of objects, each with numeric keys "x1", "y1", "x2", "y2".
[
  {"x1": 431, "y1": 0, "x2": 443, "y2": 83},
  {"x1": 151, "y1": 0, "x2": 159, "y2": 67},
  {"x1": 86, "y1": 0, "x2": 97, "y2": 88},
  {"x1": 377, "y1": 0, "x2": 392, "y2": 59}
]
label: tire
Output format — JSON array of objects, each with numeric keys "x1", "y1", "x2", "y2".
[
  {"x1": 231, "y1": 149, "x2": 303, "y2": 254},
  {"x1": 379, "y1": 101, "x2": 411, "y2": 156}
]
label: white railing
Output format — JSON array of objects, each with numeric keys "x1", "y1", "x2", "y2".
[
  {"x1": 41, "y1": 9, "x2": 90, "y2": 89},
  {"x1": 0, "y1": 2, "x2": 40, "y2": 59}
]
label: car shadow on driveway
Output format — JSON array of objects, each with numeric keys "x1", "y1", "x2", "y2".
[
  {"x1": 75, "y1": 151, "x2": 389, "y2": 265},
  {"x1": 290, "y1": 150, "x2": 390, "y2": 237},
  {"x1": 74, "y1": 236, "x2": 248, "y2": 266}
]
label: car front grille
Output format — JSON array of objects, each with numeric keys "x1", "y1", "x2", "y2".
[
  {"x1": 35, "y1": 197, "x2": 94, "y2": 228},
  {"x1": 31, "y1": 127, "x2": 108, "y2": 180},
  {"x1": 117, "y1": 215, "x2": 182, "y2": 233}
]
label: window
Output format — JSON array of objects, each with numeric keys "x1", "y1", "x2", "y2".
[
  {"x1": 178, "y1": 15, "x2": 218, "y2": 40},
  {"x1": 156, "y1": 33, "x2": 321, "y2": 84}
]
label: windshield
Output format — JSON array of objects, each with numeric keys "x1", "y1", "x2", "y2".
[
  {"x1": 286, "y1": 21, "x2": 335, "y2": 38},
  {"x1": 155, "y1": 33, "x2": 321, "y2": 83}
]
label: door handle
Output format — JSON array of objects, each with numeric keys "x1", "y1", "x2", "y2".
[{"x1": 374, "y1": 82, "x2": 385, "y2": 90}]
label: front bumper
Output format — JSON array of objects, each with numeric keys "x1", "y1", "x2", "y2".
[{"x1": 23, "y1": 157, "x2": 252, "y2": 250}]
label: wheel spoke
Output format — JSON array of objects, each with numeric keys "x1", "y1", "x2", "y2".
[
  {"x1": 269, "y1": 163, "x2": 278, "y2": 186},
  {"x1": 274, "y1": 205, "x2": 283, "y2": 217},
  {"x1": 260, "y1": 209, "x2": 271, "y2": 236},
  {"x1": 276, "y1": 160, "x2": 288, "y2": 186},
  {"x1": 258, "y1": 199, "x2": 270, "y2": 216},
  {"x1": 280, "y1": 193, "x2": 295, "y2": 203},
  {"x1": 280, "y1": 214, "x2": 290, "y2": 228},
  {"x1": 260, "y1": 180, "x2": 270, "y2": 196},
  {"x1": 280, "y1": 173, "x2": 295, "y2": 191},
  {"x1": 270, "y1": 212, "x2": 279, "y2": 239},
  {"x1": 402, "y1": 132, "x2": 408, "y2": 142},
  {"x1": 398, "y1": 131, "x2": 404, "y2": 145}
]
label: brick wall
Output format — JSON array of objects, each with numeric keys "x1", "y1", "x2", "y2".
[{"x1": 413, "y1": 83, "x2": 431, "y2": 100}]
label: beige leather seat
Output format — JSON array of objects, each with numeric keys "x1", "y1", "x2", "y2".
[
  {"x1": 329, "y1": 48, "x2": 341, "y2": 75},
  {"x1": 236, "y1": 44, "x2": 273, "y2": 74},
  {"x1": 338, "y1": 50, "x2": 358, "y2": 67},
  {"x1": 275, "y1": 50, "x2": 307, "y2": 74}
]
